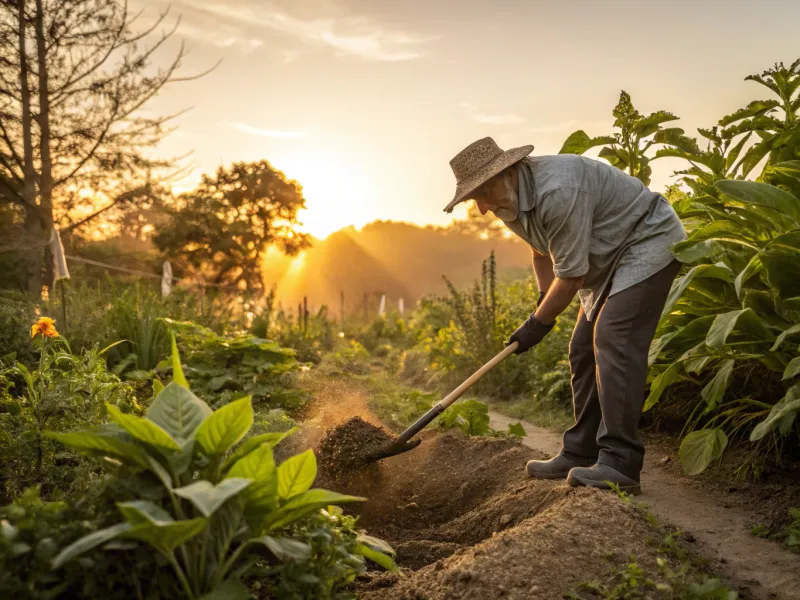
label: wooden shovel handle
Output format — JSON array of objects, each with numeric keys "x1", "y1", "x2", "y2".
[{"x1": 439, "y1": 341, "x2": 518, "y2": 410}]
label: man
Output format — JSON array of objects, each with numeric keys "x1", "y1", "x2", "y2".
[{"x1": 444, "y1": 137, "x2": 686, "y2": 493}]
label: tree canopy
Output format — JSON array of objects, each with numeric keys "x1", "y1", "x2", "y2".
[{"x1": 154, "y1": 161, "x2": 311, "y2": 291}]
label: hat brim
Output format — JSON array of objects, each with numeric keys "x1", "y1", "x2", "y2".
[{"x1": 443, "y1": 144, "x2": 534, "y2": 213}]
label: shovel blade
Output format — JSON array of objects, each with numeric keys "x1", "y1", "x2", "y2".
[{"x1": 365, "y1": 437, "x2": 422, "y2": 462}]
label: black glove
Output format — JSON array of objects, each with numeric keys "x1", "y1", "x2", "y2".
[{"x1": 506, "y1": 314, "x2": 555, "y2": 354}]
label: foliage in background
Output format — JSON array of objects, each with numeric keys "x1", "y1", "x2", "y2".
[
  {"x1": 44, "y1": 340, "x2": 395, "y2": 599},
  {"x1": 640, "y1": 60, "x2": 800, "y2": 476},
  {"x1": 154, "y1": 160, "x2": 311, "y2": 292},
  {"x1": 159, "y1": 320, "x2": 306, "y2": 411},
  {"x1": 559, "y1": 90, "x2": 699, "y2": 186},
  {"x1": 0, "y1": 332, "x2": 138, "y2": 503},
  {"x1": 394, "y1": 252, "x2": 576, "y2": 424}
]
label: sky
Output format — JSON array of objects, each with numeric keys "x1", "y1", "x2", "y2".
[{"x1": 133, "y1": 0, "x2": 800, "y2": 239}]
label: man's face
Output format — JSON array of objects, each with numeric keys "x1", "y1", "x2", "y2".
[
  {"x1": 470, "y1": 174, "x2": 508, "y2": 215},
  {"x1": 470, "y1": 171, "x2": 517, "y2": 218}
]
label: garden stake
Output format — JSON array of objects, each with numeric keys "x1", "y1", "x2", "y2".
[{"x1": 365, "y1": 341, "x2": 519, "y2": 461}]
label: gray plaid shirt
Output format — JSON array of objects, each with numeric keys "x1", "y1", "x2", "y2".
[{"x1": 503, "y1": 155, "x2": 686, "y2": 320}]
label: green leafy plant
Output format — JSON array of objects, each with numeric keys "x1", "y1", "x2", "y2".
[
  {"x1": 646, "y1": 178, "x2": 800, "y2": 474},
  {"x1": 559, "y1": 90, "x2": 699, "y2": 186},
  {"x1": 717, "y1": 60, "x2": 800, "y2": 177},
  {"x1": 0, "y1": 330, "x2": 138, "y2": 501},
  {"x1": 752, "y1": 507, "x2": 800, "y2": 552},
  {"x1": 438, "y1": 399, "x2": 491, "y2": 436},
  {"x1": 45, "y1": 337, "x2": 396, "y2": 599},
  {"x1": 159, "y1": 319, "x2": 305, "y2": 410}
]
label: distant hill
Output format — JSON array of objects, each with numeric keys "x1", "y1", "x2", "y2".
[{"x1": 264, "y1": 220, "x2": 531, "y2": 317}]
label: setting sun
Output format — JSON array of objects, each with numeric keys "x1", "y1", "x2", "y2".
[{"x1": 271, "y1": 150, "x2": 376, "y2": 240}]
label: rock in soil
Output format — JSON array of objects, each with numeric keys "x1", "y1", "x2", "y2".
[{"x1": 315, "y1": 416, "x2": 397, "y2": 479}]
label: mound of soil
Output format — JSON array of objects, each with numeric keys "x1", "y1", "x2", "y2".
[
  {"x1": 317, "y1": 429, "x2": 565, "y2": 560},
  {"x1": 312, "y1": 429, "x2": 727, "y2": 598},
  {"x1": 359, "y1": 488, "x2": 667, "y2": 600},
  {"x1": 316, "y1": 417, "x2": 398, "y2": 480}
]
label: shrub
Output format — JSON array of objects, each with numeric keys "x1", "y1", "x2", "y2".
[
  {"x1": 44, "y1": 338, "x2": 395, "y2": 598},
  {"x1": 159, "y1": 319, "x2": 307, "y2": 410},
  {"x1": 0, "y1": 328, "x2": 139, "y2": 503}
]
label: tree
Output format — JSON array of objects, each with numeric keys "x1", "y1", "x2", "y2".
[
  {"x1": 559, "y1": 90, "x2": 699, "y2": 186},
  {"x1": 154, "y1": 161, "x2": 311, "y2": 291},
  {"x1": 0, "y1": 0, "x2": 205, "y2": 297}
]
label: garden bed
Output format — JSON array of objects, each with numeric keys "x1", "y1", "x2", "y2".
[{"x1": 310, "y1": 427, "x2": 731, "y2": 598}]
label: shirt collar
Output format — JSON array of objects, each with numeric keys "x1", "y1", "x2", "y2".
[{"x1": 516, "y1": 158, "x2": 536, "y2": 213}]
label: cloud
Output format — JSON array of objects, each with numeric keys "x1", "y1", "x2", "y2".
[
  {"x1": 234, "y1": 123, "x2": 308, "y2": 139},
  {"x1": 460, "y1": 103, "x2": 525, "y2": 125},
  {"x1": 169, "y1": 1, "x2": 437, "y2": 61}
]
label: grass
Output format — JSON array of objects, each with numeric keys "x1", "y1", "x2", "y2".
[{"x1": 492, "y1": 395, "x2": 573, "y2": 430}]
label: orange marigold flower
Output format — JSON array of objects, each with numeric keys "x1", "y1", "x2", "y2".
[{"x1": 31, "y1": 317, "x2": 58, "y2": 339}]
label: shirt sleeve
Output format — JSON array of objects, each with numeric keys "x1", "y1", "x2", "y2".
[{"x1": 540, "y1": 187, "x2": 592, "y2": 279}]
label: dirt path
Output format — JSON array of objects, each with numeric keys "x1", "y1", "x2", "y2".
[{"x1": 488, "y1": 410, "x2": 800, "y2": 600}]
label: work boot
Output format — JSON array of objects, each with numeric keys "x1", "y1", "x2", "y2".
[
  {"x1": 567, "y1": 464, "x2": 641, "y2": 495},
  {"x1": 526, "y1": 454, "x2": 595, "y2": 480}
]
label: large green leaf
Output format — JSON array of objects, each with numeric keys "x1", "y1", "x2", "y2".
[
  {"x1": 44, "y1": 430, "x2": 150, "y2": 469},
  {"x1": 105, "y1": 403, "x2": 180, "y2": 455},
  {"x1": 117, "y1": 501, "x2": 174, "y2": 526},
  {"x1": 783, "y1": 357, "x2": 800, "y2": 381},
  {"x1": 716, "y1": 179, "x2": 800, "y2": 227},
  {"x1": 52, "y1": 522, "x2": 132, "y2": 569},
  {"x1": 558, "y1": 130, "x2": 616, "y2": 155},
  {"x1": 649, "y1": 332, "x2": 677, "y2": 366},
  {"x1": 174, "y1": 479, "x2": 252, "y2": 518},
  {"x1": 750, "y1": 385, "x2": 800, "y2": 441},
  {"x1": 700, "y1": 359, "x2": 735, "y2": 411},
  {"x1": 277, "y1": 450, "x2": 317, "y2": 499},
  {"x1": 252, "y1": 535, "x2": 312, "y2": 562},
  {"x1": 195, "y1": 396, "x2": 253, "y2": 456},
  {"x1": 672, "y1": 221, "x2": 761, "y2": 256},
  {"x1": 706, "y1": 308, "x2": 774, "y2": 349},
  {"x1": 718, "y1": 100, "x2": 780, "y2": 127},
  {"x1": 725, "y1": 132, "x2": 753, "y2": 174},
  {"x1": 197, "y1": 579, "x2": 252, "y2": 600},
  {"x1": 739, "y1": 137, "x2": 776, "y2": 178},
  {"x1": 661, "y1": 264, "x2": 733, "y2": 320},
  {"x1": 354, "y1": 543, "x2": 398, "y2": 572},
  {"x1": 679, "y1": 429, "x2": 728, "y2": 476},
  {"x1": 170, "y1": 333, "x2": 189, "y2": 389},
  {"x1": 644, "y1": 364, "x2": 680, "y2": 411},
  {"x1": 772, "y1": 324, "x2": 800, "y2": 351},
  {"x1": 226, "y1": 444, "x2": 278, "y2": 511},
  {"x1": 147, "y1": 382, "x2": 212, "y2": 443},
  {"x1": 758, "y1": 231, "x2": 800, "y2": 298},
  {"x1": 265, "y1": 489, "x2": 365, "y2": 532},
  {"x1": 123, "y1": 518, "x2": 207, "y2": 553},
  {"x1": 222, "y1": 427, "x2": 298, "y2": 471},
  {"x1": 735, "y1": 255, "x2": 763, "y2": 300},
  {"x1": 672, "y1": 239, "x2": 716, "y2": 264}
]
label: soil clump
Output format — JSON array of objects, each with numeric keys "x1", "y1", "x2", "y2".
[{"x1": 316, "y1": 416, "x2": 397, "y2": 479}]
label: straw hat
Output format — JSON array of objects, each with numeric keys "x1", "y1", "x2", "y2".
[{"x1": 443, "y1": 137, "x2": 534, "y2": 213}]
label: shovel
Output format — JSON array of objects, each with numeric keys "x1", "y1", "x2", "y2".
[{"x1": 365, "y1": 341, "x2": 519, "y2": 461}]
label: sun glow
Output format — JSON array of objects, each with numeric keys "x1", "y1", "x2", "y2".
[{"x1": 271, "y1": 151, "x2": 376, "y2": 240}]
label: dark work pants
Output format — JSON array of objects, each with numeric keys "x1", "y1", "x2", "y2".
[{"x1": 560, "y1": 260, "x2": 681, "y2": 480}]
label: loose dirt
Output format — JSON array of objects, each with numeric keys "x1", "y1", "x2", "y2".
[
  {"x1": 316, "y1": 416, "x2": 398, "y2": 479},
  {"x1": 297, "y1": 385, "x2": 707, "y2": 597},
  {"x1": 296, "y1": 372, "x2": 799, "y2": 599},
  {"x1": 488, "y1": 410, "x2": 800, "y2": 600}
]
